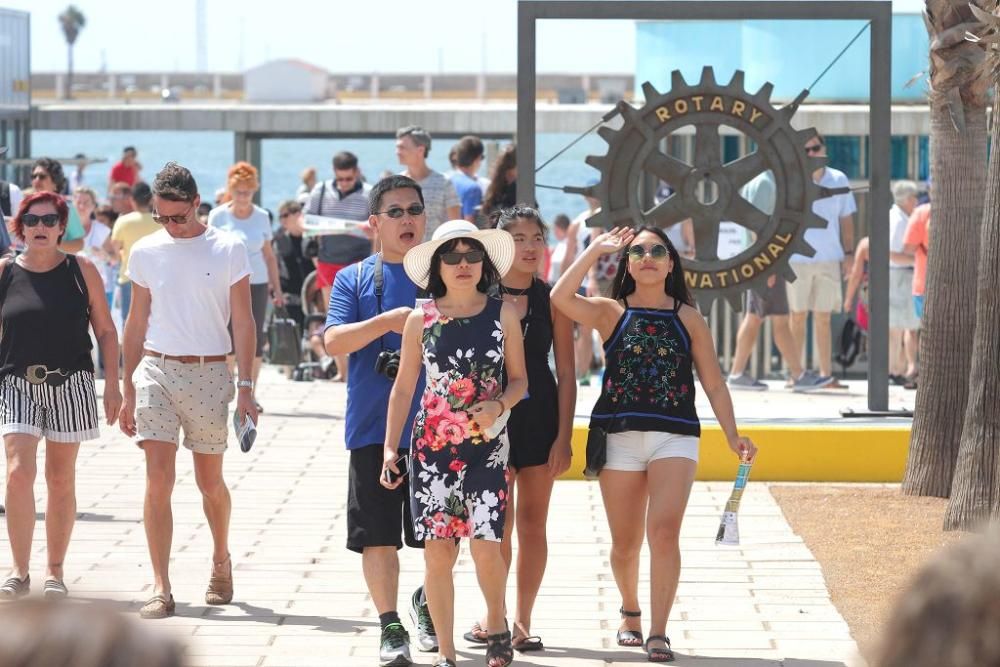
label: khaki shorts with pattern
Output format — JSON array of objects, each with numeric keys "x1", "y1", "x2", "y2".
[{"x1": 133, "y1": 356, "x2": 235, "y2": 454}]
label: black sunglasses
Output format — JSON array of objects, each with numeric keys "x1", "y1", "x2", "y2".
[
  {"x1": 376, "y1": 204, "x2": 425, "y2": 219},
  {"x1": 152, "y1": 205, "x2": 194, "y2": 225},
  {"x1": 627, "y1": 244, "x2": 669, "y2": 261},
  {"x1": 440, "y1": 250, "x2": 484, "y2": 265},
  {"x1": 21, "y1": 213, "x2": 61, "y2": 228}
]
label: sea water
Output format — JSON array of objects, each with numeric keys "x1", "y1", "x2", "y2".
[{"x1": 31, "y1": 131, "x2": 606, "y2": 224}]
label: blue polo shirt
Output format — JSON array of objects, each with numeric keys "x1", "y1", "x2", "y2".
[{"x1": 325, "y1": 254, "x2": 424, "y2": 451}]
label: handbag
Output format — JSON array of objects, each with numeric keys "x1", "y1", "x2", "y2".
[{"x1": 266, "y1": 306, "x2": 302, "y2": 366}]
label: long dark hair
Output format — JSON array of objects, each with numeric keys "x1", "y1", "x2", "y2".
[
  {"x1": 483, "y1": 145, "x2": 517, "y2": 215},
  {"x1": 611, "y1": 226, "x2": 693, "y2": 306},
  {"x1": 426, "y1": 237, "x2": 501, "y2": 298},
  {"x1": 489, "y1": 204, "x2": 548, "y2": 236}
]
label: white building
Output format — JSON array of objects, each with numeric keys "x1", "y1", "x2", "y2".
[{"x1": 244, "y1": 59, "x2": 329, "y2": 103}]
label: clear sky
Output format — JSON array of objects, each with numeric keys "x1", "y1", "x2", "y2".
[{"x1": 4, "y1": 0, "x2": 924, "y2": 74}]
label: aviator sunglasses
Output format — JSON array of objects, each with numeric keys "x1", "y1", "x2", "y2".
[
  {"x1": 375, "y1": 204, "x2": 425, "y2": 219},
  {"x1": 21, "y1": 213, "x2": 61, "y2": 228},
  {"x1": 440, "y1": 250, "x2": 485, "y2": 265},
  {"x1": 152, "y1": 205, "x2": 194, "y2": 225},
  {"x1": 627, "y1": 243, "x2": 669, "y2": 262}
]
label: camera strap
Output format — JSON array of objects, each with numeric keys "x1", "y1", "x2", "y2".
[{"x1": 374, "y1": 254, "x2": 385, "y2": 352}]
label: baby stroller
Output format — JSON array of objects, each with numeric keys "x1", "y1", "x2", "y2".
[{"x1": 289, "y1": 269, "x2": 338, "y2": 381}]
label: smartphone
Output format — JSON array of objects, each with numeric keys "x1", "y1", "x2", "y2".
[{"x1": 383, "y1": 455, "x2": 409, "y2": 484}]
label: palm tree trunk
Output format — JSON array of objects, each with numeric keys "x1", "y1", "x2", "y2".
[
  {"x1": 66, "y1": 44, "x2": 74, "y2": 100},
  {"x1": 902, "y1": 97, "x2": 987, "y2": 497},
  {"x1": 901, "y1": 0, "x2": 989, "y2": 497},
  {"x1": 944, "y1": 89, "x2": 1000, "y2": 529}
]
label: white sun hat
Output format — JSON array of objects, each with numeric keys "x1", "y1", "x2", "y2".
[{"x1": 403, "y1": 219, "x2": 515, "y2": 289}]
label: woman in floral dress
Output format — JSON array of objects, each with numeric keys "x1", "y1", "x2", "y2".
[
  {"x1": 382, "y1": 220, "x2": 527, "y2": 667},
  {"x1": 551, "y1": 225, "x2": 758, "y2": 663}
]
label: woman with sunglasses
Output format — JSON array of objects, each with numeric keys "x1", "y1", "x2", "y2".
[
  {"x1": 381, "y1": 220, "x2": 527, "y2": 667},
  {"x1": 208, "y1": 162, "x2": 283, "y2": 412},
  {"x1": 28, "y1": 158, "x2": 87, "y2": 255},
  {"x1": 0, "y1": 191, "x2": 122, "y2": 600},
  {"x1": 551, "y1": 225, "x2": 757, "y2": 662},
  {"x1": 463, "y1": 206, "x2": 575, "y2": 653}
]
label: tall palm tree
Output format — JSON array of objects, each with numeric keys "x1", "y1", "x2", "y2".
[
  {"x1": 59, "y1": 6, "x2": 86, "y2": 100},
  {"x1": 902, "y1": 0, "x2": 989, "y2": 498},
  {"x1": 944, "y1": 2, "x2": 1000, "y2": 530}
]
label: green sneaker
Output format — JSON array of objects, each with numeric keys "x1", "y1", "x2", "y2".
[
  {"x1": 409, "y1": 585, "x2": 438, "y2": 652},
  {"x1": 379, "y1": 622, "x2": 411, "y2": 667}
]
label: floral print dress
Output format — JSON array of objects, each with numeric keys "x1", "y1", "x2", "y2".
[{"x1": 409, "y1": 297, "x2": 510, "y2": 542}]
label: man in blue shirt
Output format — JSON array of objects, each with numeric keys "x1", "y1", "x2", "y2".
[
  {"x1": 324, "y1": 175, "x2": 435, "y2": 666},
  {"x1": 448, "y1": 135, "x2": 484, "y2": 223}
]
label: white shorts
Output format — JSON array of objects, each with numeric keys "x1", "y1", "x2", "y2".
[
  {"x1": 605, "y1": 430, "x2": 699, "y2": 472},
  {"x1": 787, "y1": 261, "x2": 843, "y2": 313}
]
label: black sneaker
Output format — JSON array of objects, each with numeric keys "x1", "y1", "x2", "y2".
[
  {"x1": 409, "y1": 586, "x2": 438, "y2": 652},
  {"x1": 379, "y1": 622, "x2": 412, "y2": 667}
]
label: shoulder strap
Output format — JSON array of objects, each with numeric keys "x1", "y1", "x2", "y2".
[
  {"x1": 673, "y1": 296, "x2": 681, "y2": 312},
  {"x1": 66, "y1": 255, "x2": 91, "y2": 315},
  {"x1": 0, "y1": 257, "x2": 13, "y2": 305},
  {"x1": 318, "y1": 181, "x2": 327, "y2": 212},
  {"x1": 0, "y1": 182, "x2": 10, "y2": 217}
]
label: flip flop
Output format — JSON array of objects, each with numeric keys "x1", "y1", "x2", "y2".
[
  {"x1": 512, "y1": 621, "x2": 543, "y2": 652},
  {"x1": 463, "y1": 621, "x2": 489, "y2": 644}
]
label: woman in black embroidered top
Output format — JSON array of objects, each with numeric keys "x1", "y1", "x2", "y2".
[
  {"x1": 551, "y1": 225, "x2": 757, "y2": 662},
  {"x1": 0, "y1": 191, "x2": 121, "y2": 601}
]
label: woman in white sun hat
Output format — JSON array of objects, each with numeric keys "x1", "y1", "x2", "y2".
[{"x1": 381, "y1": 219, "x2": 528, "y2": 667}]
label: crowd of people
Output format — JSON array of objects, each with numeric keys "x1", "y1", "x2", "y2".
[{"x1": 0, "y1": 127, "x2": 931, "y2": 667}]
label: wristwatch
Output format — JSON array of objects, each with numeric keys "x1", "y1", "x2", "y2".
[{"x1": 236, "y1": 379, "x2": 254, "y2": 390}]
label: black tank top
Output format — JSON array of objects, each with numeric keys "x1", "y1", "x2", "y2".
[
  {"x1": 0, "y1": 256, "x2": 93, "y2": 378},
  {"x1": 506, "y1": 279, "x2": 559, "y2": 449},
  {"x1": 589, "y1": 297, "x2": 700, "y2": 437}
]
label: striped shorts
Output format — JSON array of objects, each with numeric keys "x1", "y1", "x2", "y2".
[{"x1": 0, "y1": 371, "x2": 100, "y2": 443}]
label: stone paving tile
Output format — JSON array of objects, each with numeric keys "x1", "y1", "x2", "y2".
[{"x1": 0, "y1": 369, "x2": 861, "y2": 666}]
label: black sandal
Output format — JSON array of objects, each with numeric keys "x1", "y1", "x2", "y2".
[
  {"x1": 486, "y1": 630, "x2": 514, "y2": 667},
  {"x1": 617, "y1": 607, "x2": 643, "y2": 647},
  {"x1": 645, "y1": 635, "x2": 675, "y2": 662}
]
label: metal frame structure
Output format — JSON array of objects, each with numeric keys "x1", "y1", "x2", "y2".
[
  {"x1": 0, "y1": 8, "x2": 32, "y2": 185},
  {"x1": 517, "y1": 0, "x2": 893, "y2": 412}
]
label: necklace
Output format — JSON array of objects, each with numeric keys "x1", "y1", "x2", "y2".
[{"x1": 500, "y1": 283, "x2": 531, "y2": 303}]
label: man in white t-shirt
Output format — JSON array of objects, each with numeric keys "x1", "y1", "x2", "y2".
[
  {"x1": 396, "y1": 125, "x2": 460, "y2": 239},
  {"x1": 118, "y1": 162, "x2": 257, "y2": 620},
  {"x1": 787, "y1": 134, "x2": 857, "y2": 383}
]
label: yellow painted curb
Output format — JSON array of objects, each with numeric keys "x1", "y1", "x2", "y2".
[{"x1": 560, "y1": 422, "x2": 910, "y2": 482}]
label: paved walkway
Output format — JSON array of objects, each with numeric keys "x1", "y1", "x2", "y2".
[{"x1": 2, "y1": 368, "x2": 864, "y2": 666}]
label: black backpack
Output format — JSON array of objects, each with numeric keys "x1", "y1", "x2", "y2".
[{"x1": 834, "y1": 316, "x2": 864, "y2": 372}]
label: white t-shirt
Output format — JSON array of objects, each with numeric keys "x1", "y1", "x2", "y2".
[
  {"x1": 792, "y1": 167, "x2": 857, "y2": 264},
  {"x1": 208, "y1": 204, "x2": 273, "y2": 284},
  {"x1": 128, "y1": 226, "x2": 251, "y2": 356},
  {"x1": 81, "y1": 221, "x2": 112, "y2": 290},
  {"x1": 889, "y1": 204, "x2": 911, "y2": 268}
]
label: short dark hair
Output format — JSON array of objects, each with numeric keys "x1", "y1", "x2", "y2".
[
  {"x1": 368, "y1": 175, "x2": 424, "y2": 216},
  {"x1": 455, "y1": 136, "x2": 484, "y2": 168},
  {"x1": 396, "y1": 126, "x2": 432, "y2": 157},
  {"x1": 332, "y1": 151, "x2": 358, "y2": 171},
  {"x1": 32, "y1": 158, "x2": 66, "y2": 193},
  {"x1": 553, "y1": 213, "x2": 571, "y2": 231},
  {"x1": 425, "y1": 237, "x2": 501, "y2": 298},
  {"x1": 152, "y1": 162, "x2": 198, "y2": 202},
  {"x1": 131, "y1": 181, "x2": 153, "y2": 207},
  {"x1": 278, "y1": 199, "x2": 302, "y2": 217},
  {"x1": 123, "y1": 146, "x2": 137, "y2": 155}
]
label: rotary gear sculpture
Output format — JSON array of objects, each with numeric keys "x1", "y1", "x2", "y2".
[{"x1": 576, "y1": 66, "x2": 828, "y2": 312}]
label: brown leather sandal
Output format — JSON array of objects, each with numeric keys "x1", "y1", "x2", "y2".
[
  {"x1": 139, "y1": 593, "x2": 176, "y2": 619},
  {"x1": 205, "y1": 555, "x2": 233, "y2": 605}
]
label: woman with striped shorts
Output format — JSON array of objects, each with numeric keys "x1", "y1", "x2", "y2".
[{"x1": 0, "y1": 191, "x2": 121, "y2": 599}]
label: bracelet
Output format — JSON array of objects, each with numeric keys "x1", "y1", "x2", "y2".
[{"x1": 493, "y1": 399, "x2": 506, "y2": 414}]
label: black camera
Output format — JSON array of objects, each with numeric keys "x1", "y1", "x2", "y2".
[{"x1": 375, "y1": 349, "x2": 401, "y2": 380}]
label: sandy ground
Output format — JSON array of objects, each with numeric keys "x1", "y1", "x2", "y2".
[{"x1": 769, "y1": 485, "x2": 964, "y2": 662}]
